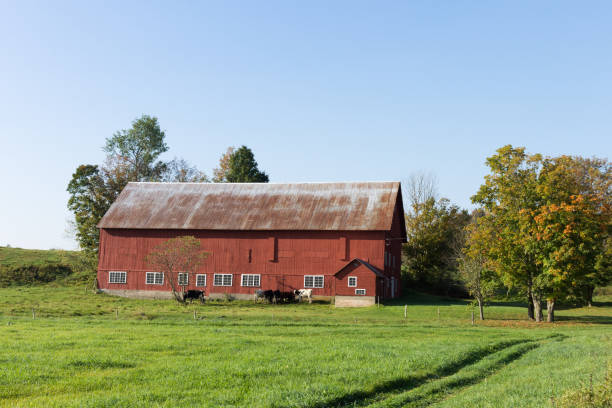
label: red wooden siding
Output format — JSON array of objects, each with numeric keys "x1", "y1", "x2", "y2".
[{"x1": 98, "y1": 229, "x2": 387, "y2": 297}]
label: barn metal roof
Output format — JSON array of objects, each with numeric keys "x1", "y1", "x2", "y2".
[{"x1": 97, "y1": 181, "x2": 403, "y2": 231}]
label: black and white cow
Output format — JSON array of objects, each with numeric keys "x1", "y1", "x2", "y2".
[{"x1": 294, "y1": 289, "x2": 313, "y2": 304}]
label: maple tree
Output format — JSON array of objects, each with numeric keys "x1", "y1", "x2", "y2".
[
  {"x1": 145, "y1": 236, "x2": 209, "y2": 303},
  {"x1": 471, "y1": 146, "x2": 610, "y2": 322}
]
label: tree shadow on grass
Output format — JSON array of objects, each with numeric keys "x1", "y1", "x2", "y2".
[
  {"x1": 383, "y1": 291, "x2": 470, "y2": 307},
  {"x1": 305, "y1": 339, "x2": 530, "y2": 408},
  {"x1": 555, "y1": 315, "x2": 612, "y2": 324}
]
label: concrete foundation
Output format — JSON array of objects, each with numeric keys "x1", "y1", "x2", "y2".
[
  {"x1": 101, "y1": 289, "x2": 175, "y2": 300},
  {"x1": 101, "y1": 289, "x2": 338, "y2": 304},
  {"x1": 334, "y1": 295, "x2": 375, "y2": 307}
]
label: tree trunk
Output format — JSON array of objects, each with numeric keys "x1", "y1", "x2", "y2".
[
  {"x1": 527, "y1": 279, "x2": 535, "y2": 320},
  {"x1": 547, "y1": 298, "x2": 555, "y2": 323},
  {"x1": 532, "y1": 293, "x2": 543, "y2": 323},
  {"x1": 478, "y1": 297, "x2": 484, "y2": 320},
  {"x1": 586, "y1": 286, "x2": 594, "y2": 307}
]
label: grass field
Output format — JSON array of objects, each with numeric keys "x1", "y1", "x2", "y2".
[{"x1": 0, "y1": 286, "x2": 610, "y2": 407}]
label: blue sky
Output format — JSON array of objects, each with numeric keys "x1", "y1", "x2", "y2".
[{"x1": 0, "y1": 1, "x2": 610, "y2": 249}]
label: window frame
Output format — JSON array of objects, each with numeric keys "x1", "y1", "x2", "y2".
[
  {"x1": 304, "y1": 275, "x2": 324, "y2": 288},
  {"x1": 145, "y1": 272, "x2": 164, "y2": 285},
  {"x1": 241, "y1": 274, "x2": 261, "y2": 287},
  {"x1": 355, "y1": 288, "x2": 366, "y2": 295},
  {"x1": 348, "y1": 276, "x2": 357, "y2": 287},
  {"x1": 178, "y1": 272, "x2": 189, "y2": 286},
  {"x1": 213, "y1": 273, "x2": 233, "y2": 287},
  {"x1": 108, "y1": 271, "x2": 127, "y2": 284},
  {"x1": 195, "y1": 274, "x2": 206, "y2": 287}
]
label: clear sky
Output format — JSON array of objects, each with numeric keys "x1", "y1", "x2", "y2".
[{"x1": 0, "y1": 1, "x2": 610, "y2": 250}]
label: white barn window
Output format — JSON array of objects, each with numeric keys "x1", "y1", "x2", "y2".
[
  {"x1": 108, "y1": 271, "x2": 127, "y2": 284},
  {"x1": 178, "y1": 273, "x2": 189, "y2": 286},
  {"x1": 348, "y1": 276, "x2": 357, "y2": 287},
  {"x1": 241, "y1": 274, "x2": 260, "y2": 287},
  {"x1": 355, "y1": 289, "x2": 366, "y2": 295},
  {"x1": 145, "y1": 272, "x2": 163, "y2": 285},
  {"x1": 196, "y1": 274, "x2": 206, "y2": 287},
  {"x1": 304, "y1": 275, "x2": 324, "y2": 288},
  {"x1": 214, "y1": 274, "x2": 232, "y2": 286}
]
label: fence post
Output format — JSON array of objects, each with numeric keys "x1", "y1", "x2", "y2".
[
  {"x1": 377, "y1": 296, "x2": 380, "y2": 308},
  {"x1": 471, "y1": 309, "x2": 475, "y2": 325},
  {"x1": 193, "y1": 310, "x2": 197, "y2": 320},
  {"x1": 32, "y1": 308, "x2": 35, "y2": 319},
  {"x1": 404, "y1": 305, "x2": 407, "y2": 319},
  {"x1": 437, "y1": 307, "x2": 440, "y2": 319}
]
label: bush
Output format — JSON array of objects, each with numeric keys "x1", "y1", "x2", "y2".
[
  {"x1": 557, "y1": 365, "x2": 611, "y2": 407},
  {"x1": 0, "y1": 246, "x2": 85, "y2": 287},
  {"x1": 0, "y1": 264, "x2": 73, "y2": 287}
]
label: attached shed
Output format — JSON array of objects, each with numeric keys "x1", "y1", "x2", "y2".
[
  {"x1": 334, "y1": 259, "x2": 387, "y2": 306},
  {"x1": 96, "y1": 181, "x2": 406, "y2": 306}
]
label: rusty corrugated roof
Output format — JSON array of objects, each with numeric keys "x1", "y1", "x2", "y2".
[{"x1": 97, "y1": 181, "x2": 402, "y2": 231}]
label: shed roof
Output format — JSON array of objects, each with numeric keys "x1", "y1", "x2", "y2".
[
  {"x1": 335, "y1": 258, "x2": 386, "y2": 278},
  {"x1": 98, "y1": 181, "x2": 403, "y2": 231}
]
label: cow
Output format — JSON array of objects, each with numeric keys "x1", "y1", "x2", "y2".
[
  {"x1": 262, "y1": 290, "x2": 276, "y2": 303},
  {"x1": 278, "y1": 291, "x2": 296, "y2": 303},
  {"x1": 255, "y1": 290, "x2": 296, "y2": 304},
  {"x1": 183, "y1": 290, "x2": 205, "y2": 303},
  {"x1": 254, "y1": 289, "x2": 266, "y2": 303},
  {"x1": 294, "y1": 289, "x2": 313, "y2": 304}
]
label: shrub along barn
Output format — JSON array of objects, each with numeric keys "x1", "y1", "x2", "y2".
[{"x1": 96, "y1": 182, "x2": 406, "y2": 307}]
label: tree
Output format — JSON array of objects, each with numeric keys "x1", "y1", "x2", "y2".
[
  {"x1": 471, "y1": 145, "x2": 545, "y2": 321},
  {"x1": 68, "y1": 116, "x2": 208, "y2": 252},
  {"x1": 103, "y1": 115, "x2": 168, "y2": 182},
  {"x1": 225, "y1": 146, "x2": 269, "y2": 182},
  {"x1": 145, "y1": 236, "x2": 209, "y2": 303},
  {"x1": 163, "y1": 158, "x2": 209, "y2": 182},
  {"x1": 458, "y1": 220, "x2": 499, "y2": 320},
  {"x1": 472, "y1": 146, "x2": 611, "y2": 322},
  {"x1": 528, "y1": 155, "x2": 611, "y2": 320},
  {"x1": 212, "y1": 146, "x2": 235, "y2": 182},
  {"x1": 67, "y1": 165, "x2": 113, "y2": 251},
  {"x1": 405, "y1": 172, "x2": 438, "y2": 216},
  {"x1": 402, "y1": 196, "x2": 470, "y2": 295}
]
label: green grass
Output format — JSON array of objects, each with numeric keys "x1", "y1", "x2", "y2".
[{"x1": 0, "y1": 287, "x2": 610, "y2": 407}]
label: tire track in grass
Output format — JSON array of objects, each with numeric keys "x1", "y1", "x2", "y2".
[
  {"x1": 305, "y1": 339, "x2": 532, "y2": 408},
  {"x1": 367, "y1": 341, "x2": 541, "y2": 408}
]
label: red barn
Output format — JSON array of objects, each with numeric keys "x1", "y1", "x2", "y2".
[{"x1": 97, "y1": 182, "x2": 406, "y2": 306}]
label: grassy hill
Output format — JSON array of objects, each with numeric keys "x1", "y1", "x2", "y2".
[{"x1": 0, "y1": 246, "x2": 91, "y2": 287}]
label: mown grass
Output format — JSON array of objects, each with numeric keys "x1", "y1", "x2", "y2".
[{"x1": 0, "y1": 287, "x2": 610, "y2": 407}]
